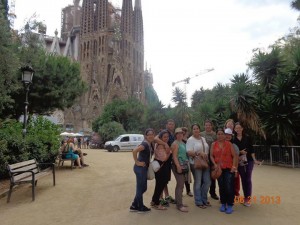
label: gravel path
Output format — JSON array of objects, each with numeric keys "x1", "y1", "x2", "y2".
[{"x1": 0, "y1": 149, "x2": 300, "y2": 225}]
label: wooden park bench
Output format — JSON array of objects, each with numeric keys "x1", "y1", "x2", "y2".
[
  {"x1": 57, "y1": 152, "x2": 75, "y2": 169},
  {"x1": 7, "y1": 159, "x2": 55, "y2": 202}
]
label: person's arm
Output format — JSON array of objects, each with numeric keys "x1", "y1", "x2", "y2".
[
  {"x1": 210, "y1": 142, "x2": 217, "y2": 167},
  {"x1": 154, "y1": 134, "x2": 169, "y2": 150},
  {"x1": 230, "y1": 143, "x2": 238, "y2": 173},
  {"x1": 202, "y1": 138, "x2": 209, "y2": 160},
  {"x1": 171, "y1": 142, "x2": 182, "y2": 174},
  {"x1": 132, "y1": 145, "x2": 146, "y2": 167},
  {"x1": 186, "y1": 139, "x2": 196, "y2": 157},
  {"x1": 251, "y1": 153, "x2": 262, "y2": 165}
]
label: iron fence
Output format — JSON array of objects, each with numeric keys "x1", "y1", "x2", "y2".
[{"x1": 254, "y1": 145, "x2": 300, "y2": 168}]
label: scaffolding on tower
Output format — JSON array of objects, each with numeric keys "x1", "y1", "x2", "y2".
[{"x1": 8, "y1": 0, "x2": 16, "y2": 29}]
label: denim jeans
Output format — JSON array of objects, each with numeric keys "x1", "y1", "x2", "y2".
[
  {"x1": 190, "y1": 164, "x2": 211, "y2": 205},
  {"x1": 132, "y1": 165, "x2": 148, "y2": 209},
  {"x1": 217, "y1": 169, "x2": 235, "y2": 206},
  {"x1": 238, "y1": 160, "x2": 254, "y2": 200}
]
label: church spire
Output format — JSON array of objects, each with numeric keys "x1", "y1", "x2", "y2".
[
  {"x1": 121, "y1": 0, "x2": 133, "y2": 35},
  {"x1": 133, "y1": 0, "x2": 143, "y2": 46}
]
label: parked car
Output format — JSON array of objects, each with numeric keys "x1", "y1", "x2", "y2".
[{"x1": 104, "y1": 134, "x2": 144, "y2": 152}]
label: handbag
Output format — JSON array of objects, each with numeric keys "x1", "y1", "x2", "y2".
[
  {"x1": 194, "y1": 137, "x2": 209, "y2": 169},
  {"x1": 151, "y1": 160, "x2": 161, "y2": 172},
  {"x1": 211, "y1": 164, "x2": 222, "y2": 179},
  {"x1": 147, "y1": 163, "x2": 155, "y2": 180},
  {"x1": 147, "y1": 144, "x2": 155, "y2": 180},
  {"x1": 194, "y1": 155, "x2": 209, "y2": 169},
  {"x1": 179, "y1": 161, "x2": 189, "y2": 174}
]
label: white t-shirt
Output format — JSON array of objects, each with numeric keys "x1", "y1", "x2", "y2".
[{"x1": 186, "y1": 136, "x2": 209, "y2": 164}]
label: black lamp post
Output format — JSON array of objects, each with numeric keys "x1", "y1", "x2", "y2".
[{"x1": 21, "y1": 65, "x2": 34, "y2": 138}]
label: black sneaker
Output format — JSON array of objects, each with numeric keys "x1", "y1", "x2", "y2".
[
  {"x1": 137, "y1": 206, "x2": 151, "y2": 213},
  {"x1": 129, "y1": 205, "x2": 138, "y2": 212},
  {"x1": 211, "y1": 194, "x2": 219, "y2": 200}
]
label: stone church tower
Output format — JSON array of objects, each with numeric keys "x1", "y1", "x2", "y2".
[{"x1": 63, "y1": 0, "x2": 146, "y2": 132}]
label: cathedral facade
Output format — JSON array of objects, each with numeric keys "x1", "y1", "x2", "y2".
[{"x1": 60, "y1": 0, "x2": 148, "y2": 133}]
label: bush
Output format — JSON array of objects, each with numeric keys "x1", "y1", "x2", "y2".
[
  {"x1": 99, "y1": 121, "x2": 126, "y2": 143},
  {"x1": 0, "y1": 117, "x2": 60, "y2": 177}
]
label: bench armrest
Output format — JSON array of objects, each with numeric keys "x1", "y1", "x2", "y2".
[{"x1": 10, "y1": 170, "x2": 34, "y2": 176}]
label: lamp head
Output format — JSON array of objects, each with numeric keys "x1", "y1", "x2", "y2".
[{"x1": 21, "y1": 65, "x2": 34, "y2": 84}]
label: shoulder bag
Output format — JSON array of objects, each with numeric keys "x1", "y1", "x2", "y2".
[
  {"x1": 194, "y1": 138, "x2": 209, "y2": 169},
  {"x1": 147, "y1": 143, "x2": 155, "y2": 180}
]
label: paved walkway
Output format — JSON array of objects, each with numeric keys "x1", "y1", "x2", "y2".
[{"x1": 0, "y1": 149, "x2": 300, "y2": 225}]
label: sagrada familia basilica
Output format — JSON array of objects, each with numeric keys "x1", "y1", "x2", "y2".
[{"x1": 39, "y1": 0, "x2": 153, "y2": 133}]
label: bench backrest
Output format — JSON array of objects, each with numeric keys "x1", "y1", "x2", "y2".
[{"x1": 8, "y1": 159, "x2": 39, "y2": 182}]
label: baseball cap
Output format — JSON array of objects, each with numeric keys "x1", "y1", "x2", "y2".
[
  {"x1": 175, "y1": 128, "x2": 183, "y2": 134},
  {"x1": 224, "y1": 128, "x2": 233, "y2": 135}
]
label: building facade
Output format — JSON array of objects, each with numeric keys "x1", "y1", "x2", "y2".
[{"x1": 60, "y1": 0, "x2": 148, "y2": 133}]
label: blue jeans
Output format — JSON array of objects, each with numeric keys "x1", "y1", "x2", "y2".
[
  {"x1": 132, "y1": 165, "x2": 148, "y2": 209},
  {"x1": 218, "y1": 169, "x2": 235, "y2": 206},
  {"x1": 190, "y1": 164, "x2": 211, "y2": 205}
]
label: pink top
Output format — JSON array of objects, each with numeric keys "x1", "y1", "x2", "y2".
[{"x1": 154, "y1": 144, "x2": 169, "y2": 162}]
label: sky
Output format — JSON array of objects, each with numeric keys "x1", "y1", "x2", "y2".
[{"x1": 12, "y1": 0, "x2": 299, "y2": 106}]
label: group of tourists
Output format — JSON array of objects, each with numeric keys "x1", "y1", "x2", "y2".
[
  {"x1": 59, "y1": 137, "x2": 89, "y2": 168},
  {"x1": 130, "y1": 119, "x2": 262, "y2": 214}
]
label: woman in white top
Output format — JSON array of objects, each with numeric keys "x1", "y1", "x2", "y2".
[{"x1": 186, "y1": 123, "x2": 211, "y2": 208}]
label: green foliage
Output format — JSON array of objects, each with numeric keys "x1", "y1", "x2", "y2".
[
  {"x1": 11, "y1": 52, "x2": 86, "y2": 119},
  {"x1": 145, "y1": 86, "x2": 160, "y2": 104},
  {"x1": 0, "y1": 3, "x2": 19, "y2": 119},
  {"x1": 93, "y1": 98, "x2": 144, "y2": 132},
  {"x1": 143, "y1": 101, "x2": 167, "y2": 131},
  {"x1": 98, "y1": 121, "x2": 126, "y2": 143},
  {"x1": 0, "y1": 117, "x2": 60, "y2": 177}
]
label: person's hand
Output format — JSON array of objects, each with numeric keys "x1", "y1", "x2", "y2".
[
  {"x1": 164, "y1": 142, "x2": 169, "y2": 148},
  {"x1": 202, "y1": 153, "x2": 208, "y2": 160},
  {"x1": 255, "y1": 160, "x2": 263, "y2": 165},
  {"x1": 240, "y1": 149, "x2": 247, "y2": 155},
  {"x1": 135, "y1": 160, "x2": 146, "y2": 167},
  {"x1": 176, "y1": 165, "x2": 182, "y2": 174}
]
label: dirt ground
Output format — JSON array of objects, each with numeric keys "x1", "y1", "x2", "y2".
[{"x1": 0, "y1": 149, "x2": 300, "y2": 225}]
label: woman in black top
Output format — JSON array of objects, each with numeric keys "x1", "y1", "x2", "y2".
[
  {"x1": 233, "y1": 122, "x2": 262, "y2": 207},
  {"x1": 130, "y1": 128, "x2": 155, "y2": 213}
]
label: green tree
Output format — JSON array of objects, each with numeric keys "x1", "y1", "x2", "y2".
[
  {"x1": 248, "y1": 47, "x2": 285, "y2": 93},
  {"x1": 171, "y1": 87, "x2": 191, "y2": 127},
  {"x1": 291, "y1": 0, "x2": 300, "y2": 10},
  {"x1": 98, "y1": 121, "x2": 126, "y2": 143},
  {"x1": 92, "y1": 98, "x2": 144, "y2": 132},
  {"x1": 143, "y1": 101, "x2": 167, "y2": 131},
  {"x1": 0, "y1": 2, "x2": 19, "y2": 119},
  {"x1": 230, "y1": 73, "x2": 264, "y2": 137}
]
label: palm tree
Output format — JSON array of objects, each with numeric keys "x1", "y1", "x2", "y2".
[
  {"x1": 230, "y1": 73, "x2": 265, "y2": 138},
  {"x1": 248, "y1": 47, "x2": 285, "y2": 93},
  {"x1": 291, "y1": 0, "x2": 300, "y2": 10},
  {"x1": 171, "y1": 87, "x2": 191, "y2": 127}
]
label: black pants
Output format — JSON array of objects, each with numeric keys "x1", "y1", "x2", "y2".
[
  {"x1": 217, "y1": 169, "x2": 235, "y2": 206},
  {"x1": 152, "y1": 161, "x2": 169, "y2": 205},
  {"x1": 209, "y1": 179, "x2": 217, "y2": 196},
  {"x1": 185, "y1": 181, "x2": 191, "y2": 193}
]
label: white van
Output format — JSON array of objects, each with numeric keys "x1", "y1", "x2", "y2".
[{"x1": 104, "y1": 134, "x2": 144, "y2": 152}]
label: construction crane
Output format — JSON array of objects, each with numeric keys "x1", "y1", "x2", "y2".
[
  {"x1": 172, "y1": 68, "x2": 214, "y2": 106},
  {"x1": 172, "y1": 68, "x2": 214, "y2": 87}
]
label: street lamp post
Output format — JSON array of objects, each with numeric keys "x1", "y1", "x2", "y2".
[{"x1": 21, "y1": 65, "x2": 34, "y2": 138}]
